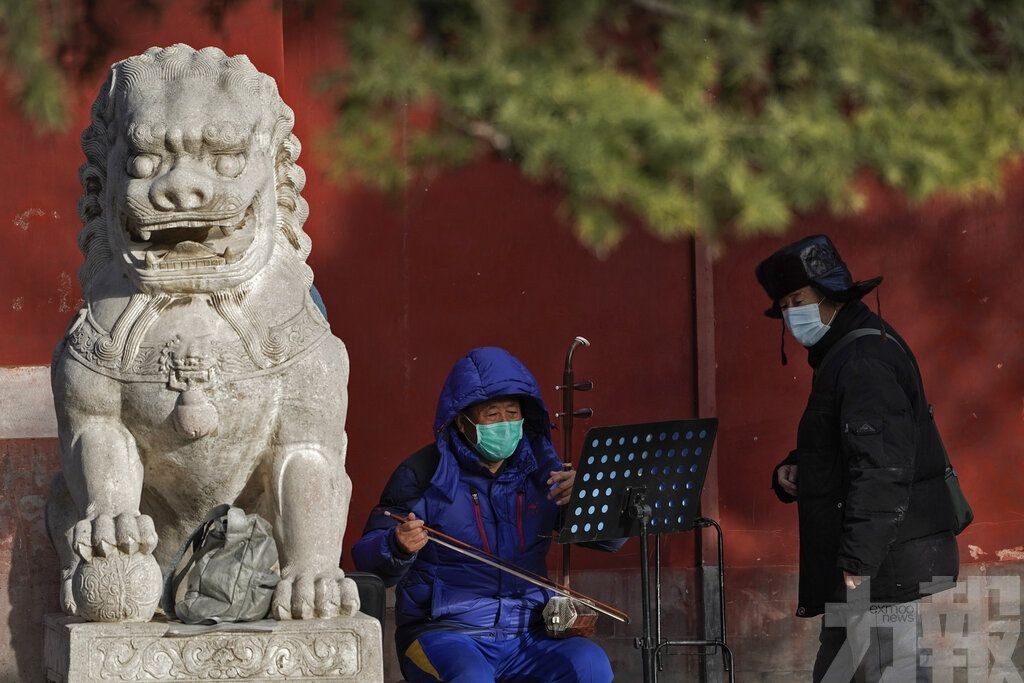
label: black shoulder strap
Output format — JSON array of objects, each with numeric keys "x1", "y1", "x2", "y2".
[
  {"x1": 816, "y1": 328, "x2": 955, "y2": 475},
  {"x1": 815, "y1": 328, "x2": 906, "y2": 379}
]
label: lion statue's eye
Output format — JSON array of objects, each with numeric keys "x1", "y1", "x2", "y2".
[
  {"x1": 127, "y1": 154, "x2": 158, "y2": 179},
  {"x1": 214, "y1": 153, "x2": 246, "y2": 178}
]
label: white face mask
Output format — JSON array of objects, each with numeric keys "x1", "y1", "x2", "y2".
[{"x1": 783, "y1": 300, "x2": 832, "y2": 347}]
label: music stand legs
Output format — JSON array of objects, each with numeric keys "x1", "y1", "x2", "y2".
[{"x1": 630, "y1": 503, "x2": 735, "y2": 683}]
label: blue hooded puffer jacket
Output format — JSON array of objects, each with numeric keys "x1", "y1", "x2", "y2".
[{"x1": 352, "y1": 347, "x2": 616, "y2": 653}]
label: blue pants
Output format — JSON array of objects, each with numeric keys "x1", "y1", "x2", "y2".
[{"x1": 400, "y1": 629, "x2": 614, "y2": 682}]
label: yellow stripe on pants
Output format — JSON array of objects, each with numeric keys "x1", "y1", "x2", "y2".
[{"x1": 404, "y1": 639, "x2": 442, "y2": 680}]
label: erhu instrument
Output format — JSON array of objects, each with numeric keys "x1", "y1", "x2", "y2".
[
  {"x1": 542, "y1": 336, "x2": 597, "y2": 638},
  {"x1": 384, "y1": 511, "x2": 629, "y2": 625}
]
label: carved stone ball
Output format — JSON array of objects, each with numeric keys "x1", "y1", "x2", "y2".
[{"x1": 71, "y1": 553, "x2": 162, "y2": 622}]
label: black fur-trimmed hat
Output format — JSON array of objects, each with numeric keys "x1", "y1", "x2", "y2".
[{"x1": 755, "y1": 234, "x2": 882, "y2": 318}]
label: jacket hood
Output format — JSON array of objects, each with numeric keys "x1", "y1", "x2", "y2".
[
  {"x1": 431, "y1": 347, "x2": 560, "y2": 495},
  {"x1": 433, "y1": 346, "x2": 552, "y2": 437}
]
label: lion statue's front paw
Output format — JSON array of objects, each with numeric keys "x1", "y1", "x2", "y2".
[
  {"x1": 68, "y1": 513, "x2": 162, "y2": 622},
  {"x1": 73, "y1": 512, "x2": 158, "y2": 560},
  {"x1": 272, "y1": 567, "x2": 360, "y2": 620}
]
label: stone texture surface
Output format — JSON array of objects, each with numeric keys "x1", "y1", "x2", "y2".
[
  {"x1": 0, "y1": 439, "x2": 62, "y2": 682},
  {"x1": 43, "y1": 613, "x2": 382, "y2": 682},
  {"x1": 46, "y1": 44, "x2": 359, "y2": 625},
  {"x1": 0, "y1": 367, "x2": 57, "y2": 439}
]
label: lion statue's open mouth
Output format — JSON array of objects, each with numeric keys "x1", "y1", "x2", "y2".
[{"x1": 122, "y1": 199, "x2": 257, "y2": 271}]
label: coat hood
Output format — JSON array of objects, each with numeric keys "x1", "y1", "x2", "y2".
[
  {"x1": 431, "y1": 347, "x2": 560, "y2": 496},
  {"x1": 433, "y1": 346, "x2": 553, "y2": 437}
]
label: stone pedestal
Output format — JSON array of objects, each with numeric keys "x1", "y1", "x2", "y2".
[{"x1": 43, "y1": 613, "x2": 383, "y2": 682}]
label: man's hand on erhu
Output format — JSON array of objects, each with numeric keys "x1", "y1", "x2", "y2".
[{"x1": 547, "y1": 469, "x2": 576, "y2": 506}]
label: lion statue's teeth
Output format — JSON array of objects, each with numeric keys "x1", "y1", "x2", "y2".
[{"x1": 162, "y1": 240, "x2": 216, "y2": 259}]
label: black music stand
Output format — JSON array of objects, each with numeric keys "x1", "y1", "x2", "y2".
[{"x1": 559, "y1": 419, "x2": 734, "y2": 683}]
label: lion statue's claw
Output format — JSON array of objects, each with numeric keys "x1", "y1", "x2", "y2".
[
  {"x1": 272, "y1": 568, "x2": 360, "y2": 620},
  {"x1": 73, "y1": 512, "x2": 158, "y2": 562}
]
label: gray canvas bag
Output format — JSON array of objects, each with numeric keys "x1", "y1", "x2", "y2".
[{"x1": 160, "y1": 504, "x2": 280, "y2": 624}]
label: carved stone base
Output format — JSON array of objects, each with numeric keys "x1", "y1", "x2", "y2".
[{"x1": 43, "y1": 613, "x2": 383, "y2": 682}]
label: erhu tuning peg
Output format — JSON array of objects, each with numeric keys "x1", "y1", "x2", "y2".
[{"x1": 556, "y1": 380, "x2": 594, "y2": 391}]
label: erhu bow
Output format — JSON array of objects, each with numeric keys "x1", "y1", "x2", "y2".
[
  {"x1": 384, "y1": 511, "x2": 629, "y2": 625},
  {"x1": 542, "y1": 336, "x2": 597, "y2": 638}
]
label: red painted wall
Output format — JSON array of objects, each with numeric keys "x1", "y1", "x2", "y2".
[
  {"x1": 713, "y1": 173, "x2": 1024, "y2": 569},
  {"x1": 3, "y1": 0, "x2": 1018, "y2": 615},
  {"x1": 2, "y1": 3, "x2": 1022, "y2": 679}
]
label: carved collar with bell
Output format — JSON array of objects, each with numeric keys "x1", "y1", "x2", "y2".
[{"x1": 63, "y1": 288, "x2": 330, "y2": 385}]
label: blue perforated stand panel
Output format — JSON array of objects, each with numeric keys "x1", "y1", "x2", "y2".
[{"x1": 558, "y1": 418, "x2": 718, "y2": 543}]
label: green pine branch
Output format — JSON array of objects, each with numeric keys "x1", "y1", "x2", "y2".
[
  {"x1": 327, "y1": 0, "x2": 1024, "y2": 254},
  {"x1": 0, "y1": 0, "x2": 69, "y2": 132}
]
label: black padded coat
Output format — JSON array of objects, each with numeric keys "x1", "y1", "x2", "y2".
[{"x1": 772, "y1": 301, "x2": 959, "y2": 617}]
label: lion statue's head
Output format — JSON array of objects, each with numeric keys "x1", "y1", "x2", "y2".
[{"x1": 77, "y1": 44, "x2": 311, "y2": 296}]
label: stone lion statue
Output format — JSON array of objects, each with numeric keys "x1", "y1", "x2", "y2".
[{"x1": 46, "y1": 44, "x2": 359, "y2": 622}]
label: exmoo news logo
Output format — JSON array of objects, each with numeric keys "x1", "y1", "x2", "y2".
[{"x1": 819, "y1": 576, "x2": 1021, "y2": 682}]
